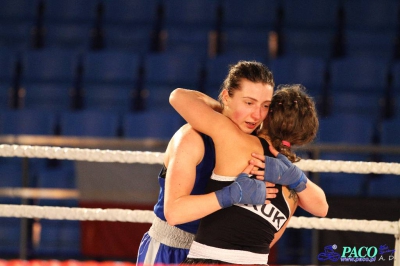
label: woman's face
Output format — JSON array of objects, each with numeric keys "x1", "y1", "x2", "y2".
[{"x1": 222, "y1": 79, "x2": 273, "y2": 134}]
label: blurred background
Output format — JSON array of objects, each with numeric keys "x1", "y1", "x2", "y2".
[{"x1": 0, "y1": 0, "x2": 399, "y2": 265}]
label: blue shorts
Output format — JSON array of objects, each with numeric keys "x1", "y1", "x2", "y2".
[{"x1": 136, "y1": 232, "x2": 189, "y2": 266}]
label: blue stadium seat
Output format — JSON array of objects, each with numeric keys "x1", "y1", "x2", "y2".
[
  {"x1": 104, "y1": 26, "x2": 153, "y2": 53},
  {"x1": 318, "y1": 115, "x2": 375, "y2": 144},
  {"x1": 0, "y1": 109, "x2": 57, "y2": 135},
  {"x1": 393, "y1": 62, "x2": 400, "y2": 91},
  {"x1": 0, "y1": 109, "x2": 55, "y2": 182},
  {"x1": 37, "y1": 168, "x2": 76, "y2": 189},
  {"x1": 23, "y1": 84, "x2": 72, "y2": 111},
  {"x1": 0, "y1": 164, "x2": 23, "y2": 205},
  {"x1": 221, "y1": 28, "x2": 270, "y2": 58},
  {"x1": 42, "y1": 0, "x2": 99, "y2": 50},
  {"x1": 283, "y1": 29, "x2": 336, "y2": 59},
  {"x1": 82, "y1": 50, "x2": 141, "y2": 86},
  {"x1": 36, "y1": 168, "x2": 78, "y2": 207},
  {"x1": 103, "y1": 0, "x2": 159, "y2": 53},
  {"x1": 143, "y1": 52, "x2": 203, "y2": 111},
  {"x1": 0, "y1": 217, "x2": 21, "y2": 256},
  {"x1": 329, "y1": 56, "x2": 390, "y2": 96},
  {"x1": 396, "y1": 95, "x2": 400, "y2": 119},
  {"x1": 59, "y1": 110, "x2": 120, "y2": 137},
  {"x1": 82, "y1": 50, "x2": 141, "y2": 111},
  {"x1": 0, "y1": 84, "x2": 10, "y2": 110},
  {"x1": 204, "y1": 54, "x2": 267, "y2": 99},
  {"x1": 123, "y1": 110, "x2": 185, "y2": 140},
  {"x1": 281, "y1": 0, "x2": 340, "y2": 31},
  {"x1": 317, "y1": 115, "x2": 375, "y2": 196},
  {"x1": 328, "y1": 56, "x2": 390, "y2": 117},
  {"x1": 84, "y1": 85, "x2": 133, "y2": 113},
  {"x1": 0, "y1": 23, "x2": 32, "y2": 51},
  {"x1": 20, "y1": 49, "x2": 79, "y2": 110},
  {"x1": 42, "y1": 0, "x2": 98, "y2": 24},
  {"x1": 329, "y1": 92, "x2": 384, "y2": 119},
  {"x1": 163, "y1": 0, "x2": 219, "y2": 32},
  {"x1": 21, "y1": 49, "x2": 78, "y2": 84},
  {"x1": 367, "y1": 175, "x2": 400, "y2": 198},
  {"x1": 269, "y1": 55, "x2": 326, "y2": 98},
  {"x1": 0, "y1": 0, "x2": 38, "y2": 23},
  {"x1": 0, "y1": 0, "x2": 38, "y2": 50},
  {"x1": 0, "y1": 156, "x2": 51, "y2": 191},
  {"x1": 164, "y1": 27, "x2": 211, "y2": 57},
  {"x1": 221, "y1": 0, "x2": 278, "y2": 31},
  {"x1": 143, "y1": 87, "x2": 177, "y2": 112},
  {"x1": 392, "y1": 63, "x2": 400, "y2": 117},
  {"x1": 368, "y1": 118, "x2": 400, "y2": 197},
  {"x1": 44, "y1": 23, "x2": 92, "y2": 50},
  {"x1": 162, "y1": 0, "x2": 219, "y2": 57},
  {"x1": 0, "y1": 49, "x2": 17, "y2": 109},
  {"x1": 34, "y1": 219, "x2": 81, "y2": 257},
  {"x1": 380, "y1": 118, "x2": 400, "y2": 162},
  {"x1": 344, "y1": 30, "x2": 397, "y2": 59},
  {"x1": 0, "y1": 49, "x2": 17, "y2": 84},
  {"x1": 103, "y1": 0, "x2": 159, "y2": 26},
  {"x1": 343, "y1": 0, "x2": 399, "y2": 34},
  {"x1": 0, "y1": 164, "x2": 22, "y2": 189}
]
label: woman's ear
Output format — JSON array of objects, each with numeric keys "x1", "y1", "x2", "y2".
[{"x1": 221, "y1": 89, "x2": 230, "y2": 105}]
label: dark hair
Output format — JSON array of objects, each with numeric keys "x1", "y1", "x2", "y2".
[
  {"x1": 259, "y1": 84, "x2": 319, "y2": 162},
  {"x1": 218, "y1": 60, "x2": 275, "y2": 103}
]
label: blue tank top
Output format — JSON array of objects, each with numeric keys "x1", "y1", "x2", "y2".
[{"x1": 153, "y1": 133, "x2": 215, "y2": 234}]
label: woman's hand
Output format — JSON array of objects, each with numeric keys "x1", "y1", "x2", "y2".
[
  {"x1": 249, "y1": 152, "x2": 268, "y2": 177},
  {"x1": 242, "y1": 160, "x2": 277, "y2": 203}
]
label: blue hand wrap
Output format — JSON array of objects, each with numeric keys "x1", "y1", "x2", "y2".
[
  {"x1": 263, "y1": 157, "x2": 287, "y2": 184},
  {"x1": 264, "y1": 154, "x2": 308, "y2": 192},
  {"x1": 288, "y1": 172, "x2": 307, "y2": 192},
  {"x1": 215, "y1": 173, "x2": 266, "y2": 208}
]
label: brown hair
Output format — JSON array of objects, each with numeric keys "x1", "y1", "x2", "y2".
[
  {"x1": 259, "y1": 84, "x2": 319, "y2": 162},
  {"x1": 218, "y1": 60, "x2": 275, "y2": 104}
]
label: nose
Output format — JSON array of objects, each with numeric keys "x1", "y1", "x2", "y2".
[{"x1": 251, "y1": 106, "x2": 262, "y2": 120}]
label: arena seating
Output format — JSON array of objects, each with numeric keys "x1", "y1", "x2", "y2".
[{"x1": 0, "y1": 0, "x2": 399, "y2": 263}]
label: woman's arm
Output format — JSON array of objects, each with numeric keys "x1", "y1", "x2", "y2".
[
  {"x1": 164, "y1": 124, "x2": 221, "y2": 225},
  {"x1": 164, "y1": 124, "x2": 275, "y2": 225},
  {"x1": 296, "y1": 179, "x2": 329, "y2": 217},
  {"x1": 250, "y1": 152, "x2": 329, "y2": 217},
  {"x1": 170, "y1": 88, "x2": 239, "y2": 141}
]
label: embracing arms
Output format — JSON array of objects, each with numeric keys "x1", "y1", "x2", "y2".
[
  {"x1": 251, "y1": 152, "x2": 329, "y2": 217},
  {"x1": 164, "y1": 124, "x2": 276, "y2": 225},
  {"x1": 163, "y1": 125, "x2": 221, "y2": 225},
  {"x1": 169, "y1": 88, "x2": 236, "y2": 140}
]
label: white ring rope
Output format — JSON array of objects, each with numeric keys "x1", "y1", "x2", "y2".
[
  {"x1": 0, "y1": 144, "x2": 164, "y2": 164},
  {"x1": 0, "y1": 204, "x2": 156, "y2": 223},
  {"x1": 0, "y1": 144, "x2": 399, "y2": 265},
  {"x1": 1, "y1": 144, "x2": 400, "y2": 174},
  {"x1": 0, "y1": 204, "x2": 398, "y2": 236}
]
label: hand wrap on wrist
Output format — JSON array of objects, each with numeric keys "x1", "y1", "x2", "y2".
[
  {"x1": 215, "y1": 173, "x2": 266, "y2": 208},
  {"x1": 264, "y1": 154, "x2": 308, "y2": 192}
]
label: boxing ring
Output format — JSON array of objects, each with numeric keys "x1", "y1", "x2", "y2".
[{"x1": 0, "y1": 144, "x2": 399, "y2": 265}]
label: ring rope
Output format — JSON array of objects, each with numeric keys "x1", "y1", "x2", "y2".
[
  {"x1": 0, "y1": 204, "x2": 398, "y2": 236},
  {"x1": 0, "y1": 144, "x2": 399, "y2": 265},
  {"x1": 0, "y1": 144, "x2": 164, "y2": 164},
  {"x1": 1, "y1": 144, "x2": 400, "y2": 174}
]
